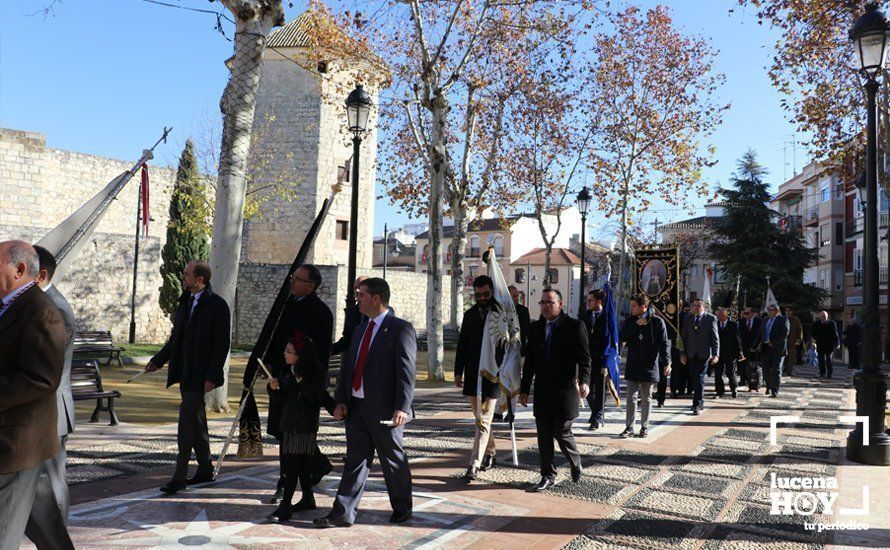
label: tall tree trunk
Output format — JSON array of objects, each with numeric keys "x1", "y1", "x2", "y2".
[
  {"x1": 207, "y1": 1, "x2": 283, "y2": 411},
  {"x1": 450, "y1": 196, "x2": 468, "y2": 328},
  {"x1": 426, "y1": 93, "x2": 448, "y2": 381}
]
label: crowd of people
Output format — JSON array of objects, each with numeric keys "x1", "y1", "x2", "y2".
[{"x1": 0, "y1": 236, "x2": 866, "y2": 545}]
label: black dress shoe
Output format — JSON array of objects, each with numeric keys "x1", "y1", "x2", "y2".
[
  {"x1": 731, "y1": 390, "x2": 737, "y2": 398},
  {"x1": 464, "y1": 466, "x2": 478, "y2": 481},
  {"x1": 571, "y1": 466, "x2": 583, "y2": 482},
  {"x1": 530, "y1": 477, "x2": 555, "y2": 492},
  {"x1": 692, "y1": 408, "x2": 701, "y2": 416},
  {"x1": 269, "y1": 487, "x2": 284, "y2": 504},
  {"x1": 160, "y1": 481, "x2": 187, "y2": 494},
  {"x1": 656, "y1": 401, "x2": 664, "y2": 408},
  {"x1": 313, "y1": 515, "x2": 352, "y2": 528},
  {"x1": 619, "y1": 427, "x2": 634, "y2": 438},
  {"x1": 186, "y1": 473, "x2": 215, "y2": 485},
  {"x1": 389, "y1": 510, "x2": 413, "y2": 524},
  {"x1": 267, "y1": 504, "x2": 292, "y2": 523},
  {"x1": 292, "y1": 497, "x2": 317, "y2": 511},
  {"x1": 480, "y1": 454, "x2": 497, "y2": 471},
  {"x1": 637, "y1": 428, "x2": 648, "y2": 438},
  {"x1": 589, "y1": 421, "x2": 601, "y2": 430}
]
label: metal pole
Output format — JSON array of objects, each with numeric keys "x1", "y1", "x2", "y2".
[
  {"x1": 847, "y1": 76, "x2": 890, "y2": 465},
  {"x1": 128, "y1": 182, "x2": 142, "y2": 344},
  {"x1": 383, "y1": 222, "x2": 388, "y2": 279},
  {"x1": 347, "y1": 134, "x2": 361, "y2": 313},
  {"x1": 579, "y1": 211, "x2": 587, "y2": 316}
]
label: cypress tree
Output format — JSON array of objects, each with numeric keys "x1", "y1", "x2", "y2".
[
  {"x1": 711, "y1": 150, "x2": 822, "y2": 314},
  {"x1": 159, "y1": 140, "x2": 210, "y2": 319}
]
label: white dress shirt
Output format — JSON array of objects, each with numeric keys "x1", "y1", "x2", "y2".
[{"x1": 352, "y1": 309, "x2": 389, "y2": 398}]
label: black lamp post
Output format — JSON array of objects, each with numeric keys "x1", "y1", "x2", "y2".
[
  {"x1": 577, "y1": 186, "x2": 592, "y2": 316},
  {"x1": 848, "y1": 3, "x2": 890, "y2": 466},
  {"x1": 345, "y1": 84, "x2": 372, "y2": 313}
]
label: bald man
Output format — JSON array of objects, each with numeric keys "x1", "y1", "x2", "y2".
[
  {"x1": 147, "y1": 260, "x2": 231, "y2": 494},
  {"x1": 0, "y1": 241, "x2": 72, "y2": 549}
]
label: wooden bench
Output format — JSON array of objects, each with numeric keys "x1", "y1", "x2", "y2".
[
  {"x1": 71, "y1": 359, "x2": 121, "y2": 426},
  {"x1": 74, "y1": 330, "x2": 124, "y2": 367}
]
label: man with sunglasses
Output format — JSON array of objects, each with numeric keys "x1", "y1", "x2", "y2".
[
  {"x1": 264, "y1": 264, "x2": 334, "y2": 503},
  {"x1": 454, "y1": 275, "x2": 500, "y2": 481}
]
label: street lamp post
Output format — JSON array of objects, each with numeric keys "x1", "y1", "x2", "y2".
[
  {"x1": 345, "y1": 85, "x2": 372, "y2": 313},
  {"x1": 577, "y1": 187, "x2": 592, "y2": 317},
  {"x1": 848, "y1": 3, "x2": 890, "y2": 465}
]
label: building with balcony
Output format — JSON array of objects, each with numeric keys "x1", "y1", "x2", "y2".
[
  {"x1": 510, "y1": 248, "x2": 583, "y2": 319},
  {"x1": 657, "y1": 202, "x2": 726, "y2": 302},
  {"x1": 773, "y1": 161, "x2": 846, "y2": 323}
]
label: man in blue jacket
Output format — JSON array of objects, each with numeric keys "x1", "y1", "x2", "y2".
[{"x1": 620, "y1": 294, "x2": 671, "y2": 438}]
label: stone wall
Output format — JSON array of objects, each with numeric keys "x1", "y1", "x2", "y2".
[
  {"x1": 234, "y1": 263, "x2": 451, "y2": 345},
  {"x1": 0, "y1": 128, "x2": 176, "y2": 343}
]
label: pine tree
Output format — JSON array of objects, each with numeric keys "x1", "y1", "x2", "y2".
[
  {"x1": 159, "y1": 140, "x2": 210, "y2": 319},
  {"x1": 711, "y1": 150, "x2": 822, "y2": 314}
]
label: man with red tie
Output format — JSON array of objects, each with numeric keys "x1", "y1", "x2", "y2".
[{"x1": 315, "y1": 278, "x2": 416, "y2": 528}]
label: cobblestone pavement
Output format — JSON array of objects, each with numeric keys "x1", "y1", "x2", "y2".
[{"x1": 56, "y1": 366, "x2": 889, "y2": 549}]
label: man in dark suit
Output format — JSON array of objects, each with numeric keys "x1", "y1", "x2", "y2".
[
  {"x1": 811, "y1": 310, "x2": 839, "y2": 379},
  {"x1": 670, "y1": 300, "x2": 690, "y2": 398},
  {"x1": 0, "y1": 240, "x2": 72, "y2": 550},
  {"x1": 455, "y1": 276, "x2": 500, "y2": 481},
  {"x1": 315, "y1": 278, "x2": 416, "y2": 528},
  {"x1": 843, "y1": 310, "x2": 862, "y2": 370},
  {"x1": 714, "y1": 307, "x2": 743, "y2": 399},
  {"x1": 331, "y1": 275, "x2": 368, "y2": 356},
  {"x1": 756, "y1": 304, "x2": 790, "y2": 397},
  {"x1": 519, "y1": 289, "x2": 591, "y2": 492},
  {"x1": 681, "y1": 298, "x2": 719, "y2": 415},
  {"x1": 146, "y1": 260, "x2": 231, "y2": 494},
  {"x1": 739, "y1": 307, "x2": 763, "y2": 391},
  {"x1": 620, "y1": 294, "x2": 670, "y2": 438},
  {"x1": 24, "y1": 246, "x2": 76, "y2": 548},
  {"x1": 264, "y1": 263, "x2": 334, "y2": 503},
  {"x1": 508, "y1": 285, "x2": 531, "y2": 355},
  {"x1": 584, "y1": 290, "x2": 607, "y2": 429}
]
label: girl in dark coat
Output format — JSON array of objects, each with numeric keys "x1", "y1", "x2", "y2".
[{"x1": 267, "y1": 332, "x2": 335, "y2": 523}]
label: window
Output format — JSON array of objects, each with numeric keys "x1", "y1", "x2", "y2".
[
  {"x1": 820, "y1": 182, "x2": 831, "y2": 203},
  {"x1": 820, "y1": 268, "x2": 829, "y2": 289},
  {"x1": 835, "y1": 268, "x2": 843, "y2": 291},
  {"x1": 835, "y1": 223, "x2": 843, "y2": 246},
  {"x1": 549, "y1": 269, "x2": 559, "y2": 284},
  {"x1": 469, "y1": 236, "x2": 481, "y2": 257},
  {"x1": 338, "y1": 159, "x2": 351, "y2": 183},
  {"x1": 820, "y1": 224, "x2": 831, "y2": 247},
  {"x1": 854, "y1": 248, "x2": 863, "y2": 271},
  {"x1": 834, "y1": 176, "x2": 844, "y2": 200},
  {"x1": 515, "y1": 268, "x2": 526, "y2": 284},
  {"x1": 336, "y1": 220, "x2": 349, "y2": 240},
  {"x1": 492, "y1": 234, "x2": 505, "y2": 256}
]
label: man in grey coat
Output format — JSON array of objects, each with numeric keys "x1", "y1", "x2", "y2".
[
  {"x1": 757, "y1": 304, "x2": 790, "y2": 397},
  {"x1": 24, "y1": 246, "x2": 76, "y2": 548},
  {"x1": 681, "y1": 298, "x2": 719, "y2": 415},
  {"x1": 315, "y1": 278, "x2": 416, "y2": 528}
]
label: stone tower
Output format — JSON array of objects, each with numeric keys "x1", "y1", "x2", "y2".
[{"x1": 241, "y1": 11, "x2": 383, "y2": 269}]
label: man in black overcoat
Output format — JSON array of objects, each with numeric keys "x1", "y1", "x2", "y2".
[
  {"x1": 714, "y1": 307, "x2": 743, "y2": 398},
  {"x1": 620, "y1": 294, "x2": 670, "y2": 438},
  {"x1": 739, "y1": 307, "x2": 763, "y2": 391},
  {"x1": 811, "y1": 310, "x2": 839, "y2": 379},
  {"x1": 583, "y1": 290, "x2": 608, "y2": 429},
  {"x1": 519, "y1": 289, "x2": 591, "y2": 492},
  {"x1": 147, "y1": 260, "x2": 231, "y2": 494}
]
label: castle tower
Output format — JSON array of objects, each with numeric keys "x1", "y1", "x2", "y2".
[{"x1": 241, "y1": 11, "x2": 384, "y2": 269}]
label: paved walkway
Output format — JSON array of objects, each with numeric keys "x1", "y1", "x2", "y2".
[{"x1": 36, "y1": 363, "x2": 890, "y2": 549}]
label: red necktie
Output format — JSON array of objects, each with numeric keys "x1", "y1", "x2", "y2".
[{"x1": 352, "y1": 320, "x2": 376, "y2": 391}]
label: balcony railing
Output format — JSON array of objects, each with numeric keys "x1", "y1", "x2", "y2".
[
  {"x1": 846, "y1": 218, "x2": 863, "y2": 237},
  {"x1": 804, "y1": 206, "x2": 820, "y2": 225},
  {"x1": 853, "y1": 267, "x2": 889, "y2": 287}
]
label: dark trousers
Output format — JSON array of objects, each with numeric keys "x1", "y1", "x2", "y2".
[
  {"x1": 714, "y1": 361, "x2": 737, "y2": 396},
  {"x1": 848, "y1": 345, "x2": 861, "y2": 370},
  {"x1": 817, "y1": 349, "x2": 834, "y2": 377},
  {"x1": 585, "y1": 367, "x2": 605, "y2": 423},
  {"x1": 656, "y1": 373, "x2": 668, "y2": 403},
  {"x1": 762, "y1": 351, "x2": 785, "y2": 395},
  {"x1": 173, "y1": 388, "x2": 213, "y2": 482},
  {"x1": 535, "y1": 417, "x2": 580, "y2": 479},
  {"x1": 332, "y1": 399, "x2": 413, "y2": 524},
  {"x1": 670, "y1": 348, "x2": 688, "y2": 395},
  {"x1": 280, "y1": 453, "x2": 313, "y2": 507},
  {"x1": 0, "y1": 463, "x2": 73, "y2": 550},
  {"x1": 25, "y1": 436, "x2": 72, "y2": 549},
  {"x1": 688, "y1": 357, "x2": 708, "y2": 409},
  {"x1": 740, "y1": 358, "x2": 761, "y2": 389}
]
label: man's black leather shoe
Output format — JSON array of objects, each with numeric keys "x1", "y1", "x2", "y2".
[
  {"x1": 160, "y1": 481, "x2": 187, "y2": 494},
  {"x1": 619, "y1": 427, "x2": 634, "y2": 438},
  {"x1": 530, "y1": 477, "x2": 555, "y2": 492},
  {"x1": 692, "y1": 408, "x2": 701, "y2": 416},
  {"x1": 481, "y1": 454, "x2": 497, "y2": 471},
  {"x1": 186, "y1": 473, "x2": 215, "y2": 485},
  {"x1": 267, "y1": 504, "x2": 292, "y2": 523},
  {"x1": 589, "y1": 421, "x2": 600, "y2": 430},
  {"x1": 637, "y1": 428, "x2": 649, "y2": 438},
  {"x1": 464, "y1": 466, "x2": 478, "y2": 481},
  {"x1": 571, "y1": 466, "x2": 583, "y2": 482},
  {"x1": 389, "y1": 510, "x2": 413, "y2": 524},
  {"x1": 313, "y1": 515, "x2": 352, "y2": 528},
  {"x1": 269, "y1": 487, "x2": 284, "y2": 504}
]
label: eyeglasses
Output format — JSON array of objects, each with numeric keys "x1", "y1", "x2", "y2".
[
  {"x1": 474, "y1": 291, "x2": 492, "y2": 299},
  {"x1": 539, "y1": 300, "x2": 557, "y2": 305},
  {"x1": 292, "y1": 275, "x2": 312, "y2": 284}
]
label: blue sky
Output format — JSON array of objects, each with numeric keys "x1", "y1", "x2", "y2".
[{"x1": 0, "y1": 0, "x2": 816, "y2": 236}]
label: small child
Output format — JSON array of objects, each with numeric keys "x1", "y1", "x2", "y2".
[{"x1": 267, "y1": 332, "x2": 335, "y2": 523}]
